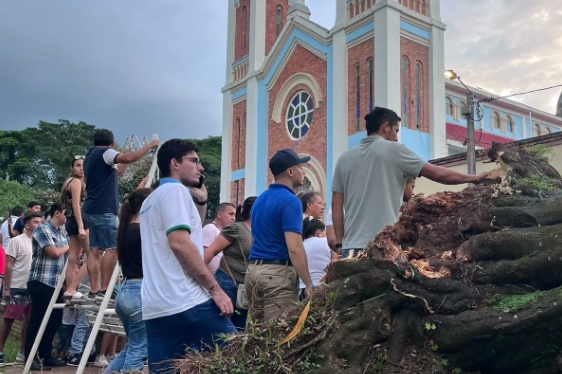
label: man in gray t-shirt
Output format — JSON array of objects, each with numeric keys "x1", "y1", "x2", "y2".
[{"x1": 332, "y1": 107, "x2": 488, "y2": 257}]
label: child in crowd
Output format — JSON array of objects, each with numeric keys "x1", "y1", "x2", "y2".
[
  {"x1": 299, "y1": 217, "x2": 334, "y2": 299},
  {"x1": 56, "y1": 308, "x2": 78, "y2": 360}
]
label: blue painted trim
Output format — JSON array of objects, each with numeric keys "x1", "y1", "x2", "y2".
[
  {"x1": 232, "y1": 56, "x2": 249, "y2": 68},
  {"x1": 326, "y1": 46, "x2": 334, "y2": 208},
  {"x1": 231, "y1": 87, "x2": 247, "y2": 101},
  {"x1": 231, "y1": 169, "x2": 246, "y2": 181},
  {"x1": 256, "y1": 28, "x2": 333, "y2": 195},
  {"x1": 348, "y1": 131, "x2": 366, "y2": 148},
  {"x1": 400, "y1": 20, "x2": 431, "y2": 40},
  {"x1": 346, "y1": 22, "x2": 374, "y2": 43}
]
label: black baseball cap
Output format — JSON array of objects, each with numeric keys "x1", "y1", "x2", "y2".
[{"x1": 269, "y1": 149, "x2": 311, "y2": 176}]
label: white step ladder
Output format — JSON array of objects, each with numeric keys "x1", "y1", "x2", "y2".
[{"x1": 23, "y1": 142, "x2": 161, "y2": 374}]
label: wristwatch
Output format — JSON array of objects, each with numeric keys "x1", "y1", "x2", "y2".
[{"x1": 194, "y1": 199, "x2": 208, "y2": 206}]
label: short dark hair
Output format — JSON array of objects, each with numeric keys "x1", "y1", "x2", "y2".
[
  {"x1": 10, "y1": 206, "x2": 24, "y2": 217},
  {"x1": 365, "y1": 107, "x2": 401, "y2": 135},
  {"x1": 93, "y1": 129, "x2": 115, "y2": 147},
  {"x1": 24, "y1": 213, "x2": 43, "y2": 225},
  {"x1": 236, "y1": 196, "x2": 257, "y2": 222},
  {"x1": 216, "y1": 203, "x2": 235, "y2": 215},
  {"x1": 157, "y1": 139, "x2": 199, "y2": 178},
  {"x1": 28, "y1": 201, "x2": 41, "y2": 209},
  {"x1": 48, "y1": 203, "x2": 64, "y2": 218}
]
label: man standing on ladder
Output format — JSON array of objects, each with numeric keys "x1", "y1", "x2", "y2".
[
  {"x1": 140, "y1": 139, "x2": 235, "y2": 373},
  {"x1": 81, "y1": 129, "x2": 160, "y2": 301},
  {"x1": 24, "y1": 203, "x2": 69, "y2": 371}
]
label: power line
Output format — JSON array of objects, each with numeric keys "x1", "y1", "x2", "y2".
[{"x1": 479, "y1": 84, "x2": 562, "y2": 103}]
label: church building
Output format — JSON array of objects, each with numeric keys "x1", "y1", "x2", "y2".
[{"x1": 219, "y1": 0, "x2": 562, "y2": 207}]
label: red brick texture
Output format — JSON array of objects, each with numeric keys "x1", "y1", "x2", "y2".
[
  {"x1": 347, "y1": 38, "x2": 375, "y2": 135},
  {"x1": 398, "y1": 0, "x2": 428, "y2": 16},
  {"x1": 234, "y1": 0, "x2": 251, "y2": 61},
  {"x1": 230, "y1": 179, "x2": 246, "y2": 206},
  {"x1": 267, "y1": 45, "x2": 328, "y2": 186},
  {"x1": 232, "y1": 101, "x2": 247, "y2": 171},
  {"x1": 265, "y1": 1, "x2": 289, "y2": 55},
  {"x1": 400, "y1": 37, "x2": 430, "y2": 133}
]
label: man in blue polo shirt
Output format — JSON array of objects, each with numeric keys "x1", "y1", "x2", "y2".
[{"x1": 245, "y1": 149, "x2": 314, "y2": 322}]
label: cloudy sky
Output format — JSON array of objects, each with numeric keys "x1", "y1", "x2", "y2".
[{"x1": 1, "y1": 0, "x2": 561, "y2": 144}]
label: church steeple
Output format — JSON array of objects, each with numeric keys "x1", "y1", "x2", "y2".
[{"x1": 288, "y1": 0, "x2": 311, "y2": 21}]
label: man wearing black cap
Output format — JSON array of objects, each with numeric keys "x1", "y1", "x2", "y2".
[{"x1": 245, "y1": 149, "x2": 314, "y2": 322}]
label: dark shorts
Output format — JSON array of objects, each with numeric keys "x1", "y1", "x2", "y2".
[
  {"x1": 82, "y1": 213, "x2": 117, "y2": 250},
  {"x1": 65, "y1": 216, "x2": 90, "y2": 237}
]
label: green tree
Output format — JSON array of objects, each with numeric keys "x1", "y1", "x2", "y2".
[
  {"x1": 190, "y1": 136, "x2": 222, "y2": 218},
  {"x1": 0, "y1": 179, "x2": 35, "y2": 221},
  {"x1": 0, "y1": 120, "x2": 96, "y2": 189}
]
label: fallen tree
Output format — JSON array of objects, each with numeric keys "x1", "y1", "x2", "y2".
[{"x1": 174, "y1": 143, "x2": 562, "y2": 374}]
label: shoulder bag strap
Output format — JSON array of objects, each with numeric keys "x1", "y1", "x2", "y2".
[{"x1": 221, "y1": 252, "x2": 237, "y2": 284}]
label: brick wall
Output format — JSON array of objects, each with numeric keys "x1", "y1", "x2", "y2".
[
  {"x1": 232, "y1": 101, "x2": 247, "y2": 172},
  {"x1": 230, "y1": 179, "x2": 246, "y2": 206},
  {"x1": 265, "y1": 1, "x2": 289, "y2": 55},
  {"x1": 347, "y1": 37, "x2": 375, "y2": 135},
  {"x1": 234, "y1": 0, "x2": 251, "y2": 61},
  {"x1": 400, "y1": 37, "x2": 430, "y2": 133},
  {"x1": 267, "y1": 45, "x2": 328, "y2": 184}
]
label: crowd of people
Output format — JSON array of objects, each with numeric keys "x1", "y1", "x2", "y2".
[{"x1": 0, "y1": 106, "x2": 488, "y2": 373}]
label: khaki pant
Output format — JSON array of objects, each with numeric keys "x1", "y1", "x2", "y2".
[{"x1": 244, "y1": 263, "x2": 299, "y2": 322}]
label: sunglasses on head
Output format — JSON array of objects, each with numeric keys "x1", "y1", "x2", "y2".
[{"x1": 74, "y1": 155, "x2": 85, "y2": 160}]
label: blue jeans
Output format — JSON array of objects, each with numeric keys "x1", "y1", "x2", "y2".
[
  {"x1": 69, "y1": 311, "x2": 96, "y2": 356},
  {"x1": 145, "y1": 299, "x2": 236, "y2": 373},
  {"x1": 107, "y1": 279, "x2": 146, "y2": 373},
  {"x1": 215, "y1": 269, "x2": 248, "y2": 331},
  {"x1": 82, "y1": 213, "x2": 117, "y2": 250}
]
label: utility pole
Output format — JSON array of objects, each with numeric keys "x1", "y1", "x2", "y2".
[{"x1": 462, "y1": 93, "x2": 476, "y2": 175}]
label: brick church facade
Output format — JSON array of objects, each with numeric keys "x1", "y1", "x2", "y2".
[{"x1": 220, "y1": 0, "x2": 562, "y2": 207}]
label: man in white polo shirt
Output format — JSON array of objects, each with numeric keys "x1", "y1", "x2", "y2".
[{"x1": 140, "y1": 138, "x2": 235, "y2": 373}]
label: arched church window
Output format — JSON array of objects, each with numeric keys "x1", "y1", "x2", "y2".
[
  {"x1": 368, "y1": 59, "x2": 374, "y2": 111},
  {"x1": 236, "y1": 117, "x2": 241, "y2": 169},
  {"x1": 355, "y1": 65, "x2": 361, "y2": 131},
  {"x1": 506, "y1": 115, "x2": 515, "y2": 133},
  {"x1": 446, "y1": 97, "x2": 453, "y2": 116},
  {"x1": 276, "y1": 6, "x2": 283, "y2": 37},
  {"x1": 492, "y1": 111, "x2": 501, "y2": 130},
  {"x1": 243, "y1": 6, "x2": 248, "y2": 54},
  {"x1": 294, "y1": 176, "x2": 313, "y2": 195},
  {"x1": 401, "y1": 56, "x2": 409, "y2": 127},
  {"x1": 286, "y1": 91, "x2": 314, "y2": 140},
  {"x1": 415, "y1": 62, "x2": 422, "y2": 129}
]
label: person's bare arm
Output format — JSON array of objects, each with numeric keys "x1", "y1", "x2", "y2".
[
  {"x1": 285, "y1": 232, "x2": 313, "y2": 292},
  {"x1": 190, "y1": 185, "x2": 208, "y2": 222},
  {"x1": 44, "y1": 245, "x2": 70, "y2": 258},
  {"x1": 167, "y1": 230, "x2": 233, "y2": 316},
  {"x1": 326, "y1": 225, "x2": 337, "y2": 254},
  {"x1": 204, "y1": 235, "x2": 231, "y2": 264},
  {"x1": 70, "y1": 180, "x2": 86, "y2": 238},
  {"x1": 115, "y1": 140, "x2": 160, "y2": 166},
  {"x1": 332, "y1": 192, "x2": 345, "y2": 248},
  {"x1": 420, "y1": 163, "x2": 489, "y2": 185},
  {"x1": 4, "y1": 256, "x2": 15, "y2": 296}
]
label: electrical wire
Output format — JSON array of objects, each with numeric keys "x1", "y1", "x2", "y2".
[{"x1": 479, "y1": 84, "x2": 562, "y2": 103}]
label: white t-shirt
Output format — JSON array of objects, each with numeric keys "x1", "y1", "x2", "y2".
[
  {"x1": 5, "y1": 234, "x2": 33, "y2": 289},
  {"x1": 299, "y1": 237, "x2": 332, "y2": 288},
  {"x1": 325, "y1": 209, "x2": 333, "y2": 227},
  {"x1": 203, "y1": 223, "x2": 223, "y2": 274},
  {"x1": 1, "y1": 216, "x2": 18, "y2": 250},
  {"x1": 140, "y1": 180, "x2": 211, "y2": 320}
]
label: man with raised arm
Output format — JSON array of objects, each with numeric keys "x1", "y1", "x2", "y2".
[
  {"x1": 332, "y1": 107, "x2": 489, "y2": 258},
  {"x1": 140, "y1": 139, "x2": 235, "y2": 373}
]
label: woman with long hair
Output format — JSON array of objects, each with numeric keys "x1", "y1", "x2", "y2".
[
  {"x1": 105, "y1": 188, "x2": 152, "y2": 374},
  {"x1": 204, "y1": 196, "x2": 256, "y2": 330},
  {"x1": 62, "y1": 156, "x2": 90, "y2": 302},
  {"x1": 300, "y1": 191, "x2": 324, "y2": 219},
  {"x1": 299, "y1": 217, "x2": 334, "y2": 298}
]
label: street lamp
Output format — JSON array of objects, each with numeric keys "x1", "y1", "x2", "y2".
[{"x1": 444, "y1": 69, "x2": 476, "y2": 175}]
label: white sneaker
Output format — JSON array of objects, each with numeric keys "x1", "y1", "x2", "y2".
[
  {"x1": 16, "y1": 352, "x2": 25, "y2": 362},
  {"x1": 94, "y1": 355, "x2": 109, "y2": 367}
]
